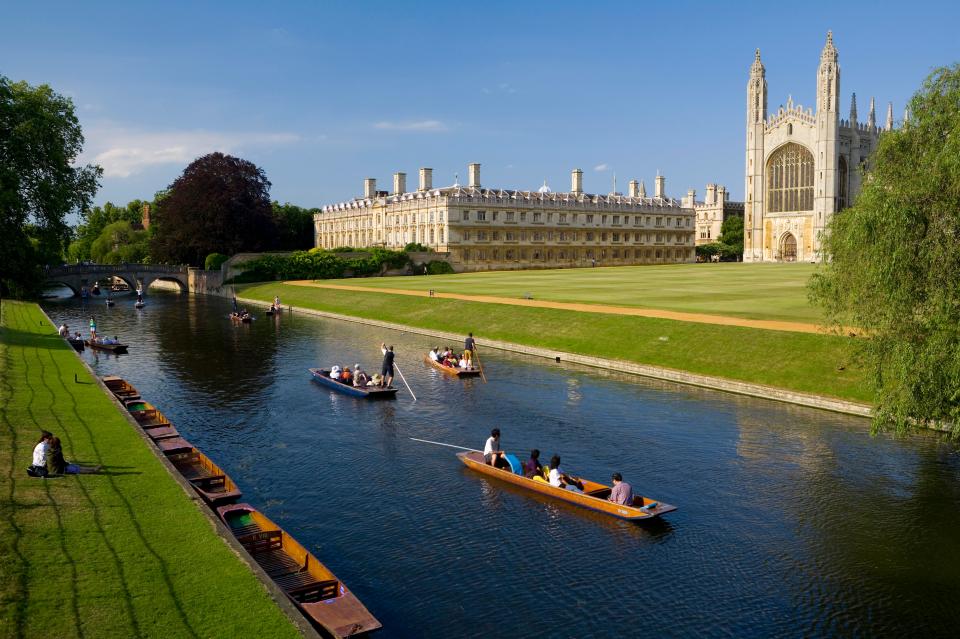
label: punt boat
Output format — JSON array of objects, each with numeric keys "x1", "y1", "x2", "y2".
[
  {"x1": 309, "y1": 368, "x2": 398, "y2": 399},
  {"x1": 102, "y1": 376, "x2": 140, "y2": 402},
  {"x1": 126, "y1": 401, "x2": 174, "y2": 428},
  {"x1": 85, "y1": 340, "x2": 129, "y2": 354},
  {"x1": 67, "y1": 337, "x2": 85, "y2": 352},
  {"x1": 166, "y1": 447, "x2": 242, "y2": 505},
  {"x1": 423, "y1": 355, "x2": 482, "y2": 378},
  {"x1": 457, "y1": 451, "x2": 676, "y2": 522},
  {"x1": 218, "y1": 503, "x2": 381, "y2": 637}
]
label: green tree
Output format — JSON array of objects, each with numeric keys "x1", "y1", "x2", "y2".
[
  {"x1": 272, "y1": 201, "x2": 316, "y2": 250},
  {"x1": 718, "y1": 215, "x2": 744, "y2": 260},
  {"x1": 809, "y1": 64, "x2": 960, "y2": 435},
  {"x1": 151, "y1": 153, "x2": 276, "y2": 266},
  {"x1": 0, "y1": 75, "x2": 100, "y2": 295},
  {"x1": 90, "y1": 220, "x2": 149, "y2": 264},
  {"x1": 69, "y1": 200, "x2": 146, "y2": 262}
]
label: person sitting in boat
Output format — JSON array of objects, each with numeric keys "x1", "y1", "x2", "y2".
[
  {"x1": 484, "y1": 428, "x2": 509, "y2": 469},
  {"x1": 273, "y1": 295, "x2": 281, "y2": 311},
  {"x1": 330, "y1": 365, "x2": 342, "y2": 380},
  {"x1": 136, "y1": 285, "x2": 143, "y2": 303},
  {"x1": 58, "y1": 324, "x2": 69, "y2": 337},
  {"x1": 368, "y1": 373, "x2": 382, "y2": 387},
  {"x1": 609, "y1": 473, "x2": 633, "y2": 506},
  {"x1": 340, "y1": 365, "x2": 353, "y2": 384},
  {"x1": 74, "y1": 331, "x2": 83, "y2": 341},
  {"x1": 352, "y1": 364, "x2": 369, "y2": 387},
  {"x1": 429, "y1": 347, "x2": 440, "y2": 362},
  {"x1": 548, "y1": 455, "x2": 584, "y2": 491},
  {"x1": 458, "y1": 355, "x2": 469, "y2": 369},
  {"x1": 524, "y1": 449, "x2": 543, "y2": 479}
]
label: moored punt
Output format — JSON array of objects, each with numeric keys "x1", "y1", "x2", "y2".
[
  {"x1": 218, "y1": 503, "x2": 381, "y2": 637},
  {"x1": 457, "y1": 451, "x2": 676, "y2": 522},
  {"x1": 144, "y1": 425, "x2": 180, "y2": 441},
  {"x1": 156, "y1": 436, "x2": 194, "y2": 455},
  {"x1": 166, "y1": 447, "x2": 243, "y2": 505},
  {"x1": 308, "y1": 368, "x2": 398, "y2": 399},
  {"x1": 67, "y1": 337, "x2": 85, "y2": 352},
  {"x1": 102, "y1": 376, "x2": 141, "y2": 402},
  {"x1": 423, "y1": 355, "x2": 482, "y2": 378},
  {"x1": 85, "y1": 340, "x2": 129, "y2": 354},
  {"x1": 126, "y1": 402, "x2": 175, "y2": 429}
]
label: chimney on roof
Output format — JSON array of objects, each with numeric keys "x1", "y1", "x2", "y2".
[
  {"x1": 706, "y1": 183, "x2": 717, "y2": 205},
  {"x1": 655, "y1": 172, "x2": 665, "y2": 199},
  {"x1": 364, "y1": 178, "x2": 377, "y2": 199},
  {"x1": 393, "y1": 172, "x2": 406, "y2": 195},
  {"x1": 628, "y1": 179, "x2": 639, "y2": 197},
  {"x1": 467, "y1": 163, "x2": 481, "y2": 188},
  {"x1": 141, "y1": 203, "x2": 151, "y2": 230},
  {"x1": 571, "y1": 168, "x2": 583, "y2": 195},
  {"x1": 418, "y1": 168, "x2": 433, "y2": 191},
  {"x1": 718, "y1": 185, "x2": 728, "y2": 202}
]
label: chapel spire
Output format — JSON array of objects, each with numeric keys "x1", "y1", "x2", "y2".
[
  {"x1": 849, "y1": 92, "x2": 857, "y2": 123},
  {"x1": 868, "y1": 96, "x2": 876, "y2": 129},
  {"x1": 747, "y1": 48, "x2": 767, "y2": 123},
  {"x1": 817, "y1": 30, "x2": 840, "y2": 114},
  {"x1": 885, "y1": 102, "x2": 894, "y2": 130}
]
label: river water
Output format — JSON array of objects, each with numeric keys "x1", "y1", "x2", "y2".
[{"x1": 43, "y1": 290, "x2": 960, "y2": 638}]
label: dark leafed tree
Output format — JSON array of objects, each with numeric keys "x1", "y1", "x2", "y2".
[
  {"x1": 272, "y1": 201, "x2": 317, "y2": 250},
  {"x1": 0, "y1": 75, "x2": 101, "y2": 296},
  {"x1": 151, "y1": 152, "x2": 276, "y2": 266},
  {"x1": 810, "y1": 64, "x2": 960, "y2": 436}
]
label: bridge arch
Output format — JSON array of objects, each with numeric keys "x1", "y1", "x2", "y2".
[{"x1": 43, "y1": 264, "x2": 189, "y2": 297}]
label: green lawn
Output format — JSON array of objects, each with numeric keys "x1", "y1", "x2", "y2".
[
  {"x1": 242, "y1": 282, "x2": 871, "y2": 403},
  {"x1": 0, "y1": 301, "x2": 303, "y2": 639},
  {"x1": 327, "y1": 262, "x2": 823, "y2": 323}
]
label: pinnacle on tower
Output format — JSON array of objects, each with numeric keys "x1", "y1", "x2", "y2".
[
  {"x1": 821, "y1": 30, "x2": 837, "y2": 60},
  {"x1": 868, "y1": 96, "x2": 876, "y2": 129},
  {"x1": 885, "y1": 102, "x2": 894, "y2": 130},
  {"x1": 849, "y1": 92, "x2": 857, "y2": 122},
  {"x1": 750, "y1": 48, "x2": 765, "y2": 76}
]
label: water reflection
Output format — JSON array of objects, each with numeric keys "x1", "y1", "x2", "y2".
[{"x1": 41, "y1": 292, "x2": 960, "y2": 638}]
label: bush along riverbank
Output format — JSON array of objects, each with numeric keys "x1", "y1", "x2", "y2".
[
  {"x1": 226, "y1": 247, "x2": 453, "y2": 284},
  {"x1": 238, "y1": 282, "x2": 873, "y2": 405},
  {"x1": 0, "y1": 300, "x2": 303, "y2": 639}
]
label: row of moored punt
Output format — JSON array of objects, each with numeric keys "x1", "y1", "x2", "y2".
[{"x1": 102, "y1": 376, "x2": 381, "y2": 637}]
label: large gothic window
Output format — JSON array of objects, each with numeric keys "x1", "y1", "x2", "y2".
[
  {"x1": 837, "y1": 155, "x2": 848, "y2": 210},
  {"x1": 766, "y1": 143, "x2": 814, "y2": 213}
]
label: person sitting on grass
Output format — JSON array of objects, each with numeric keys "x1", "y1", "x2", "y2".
[
  {"x1": 27, "y1": 431, "x2": 52, "y2": 477},
  {"x1": 47, "y1": 437, "x2": 102, "y2": 475}
]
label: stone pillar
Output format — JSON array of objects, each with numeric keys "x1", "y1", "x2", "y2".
[
  {"x1": 468, "y1": 163, "x2": 481, "y2": 188},
  {"x1": 364, "y1": 178, "x2": 377, "y2": 199},
  {"x1": 393, "y1": 172, "x2": 406, "y2": 195},
  {"x1": 571, "y1": 169, "x2": 583, "y2": 195},
  {"x1": 419, "y1": 168, "x2": 433, "y2": 191}
]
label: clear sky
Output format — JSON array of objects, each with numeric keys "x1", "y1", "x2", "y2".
[{"x1": 3, "y1": 1, "x2": 957, "y2": 211}]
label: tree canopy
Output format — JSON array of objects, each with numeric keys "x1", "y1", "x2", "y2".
[
  {"x1": 90, "y1": 220, "x2": 150, "y2": 264},
  {"x1": 272, "y1": 201, "x2": 316, "y2": 250},
  {"x1": 718, "y1": 215, "x2": 744, "y2": 259},
  {"x1": 69, "y1": 199, "x2": 147, "y2": 262},
  {"x1": 151, "y1": 152, "x2": 276, "y2": 266},
  {"x1": 0, "y1": 75, "x2": 100, "y2": 296},
  {"x1": 810, "y1": 64, "x2": 960, "y2": 435}
]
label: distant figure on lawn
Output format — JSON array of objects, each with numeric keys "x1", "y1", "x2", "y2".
[{"x1": 47, "y1": 437, "x2": 102, "y2": 475}]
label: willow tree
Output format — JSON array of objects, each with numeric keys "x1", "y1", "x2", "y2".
[{"x1": 810, "y1": 64, "x2": 960, "y2": 435}]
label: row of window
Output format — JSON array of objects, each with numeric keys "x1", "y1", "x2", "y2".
[
  {"x1": 465, "y1": 210, "x2": 687, "y2": 227},
  {"x1": 461, "y1": 229, "x2": 688, "y2": 244},
  {"x1": 462, "y1": 248, "x2": 691, "y2": 261}
]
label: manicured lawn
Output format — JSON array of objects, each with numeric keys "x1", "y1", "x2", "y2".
[
  {"x1": 327, "y1": 262, "x2": 823, "y2": 323},
  {"x1": 242, "y1": 282, "x2": 871, "y2": 403},
  {"x1": 0, "y1": 301, "x2": 302, "y2": 639}
]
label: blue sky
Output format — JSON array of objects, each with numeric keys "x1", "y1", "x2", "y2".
[{"x1": 3, "y1": 1, "x2": 957, "y2": 211}]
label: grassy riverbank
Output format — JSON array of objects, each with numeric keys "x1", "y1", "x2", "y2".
[
  {"x1": 323, "y1": 263, "x2": 822, "y2": 323},
  {"x1": 0, "y1": 301, "x2": 302, "y2": 638},
  {"x1": 239, "y1": 282, "x2": 871, "y2": 403}
]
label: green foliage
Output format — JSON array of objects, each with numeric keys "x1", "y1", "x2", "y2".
[
  {"x1": 272, "y1": 201, "x2": 316, "y2": 250},
  {"x1": 89, "y1": 220, "x2": 149, "y2": 264},
  {"x1": 809, "y1": 64, "x2": 960, "y2": 435},
  {"x1": 696, "y1": 243, "x2": 722, "y2": 259},
  {"x1": 204, "y1": 252, "x2": 229, "y2": 271},
  {"x1": 150, "y1": 152, "x2": 276, "y2": 266},
  {"x1": 718, "y1": 215, "x2": 744, "y2": 259},
  {"x1": 404, "y1": 242, "x2": 432, "y2": 252},
  {"x1": 426, "y1": 260, "x2": 455, "y2": 275},
  {"x1": 0, "y1": 75, "x2": 101, "y2": 296},
  {"x1": 70, "y1": 200, "x2": 147, "y2": 262},
  {"x1": 329, "y1": 246, "x2": 356, "y2": 252},
  {"x1": 226, "y1": 249, "x2": 411, "y2": 283}
]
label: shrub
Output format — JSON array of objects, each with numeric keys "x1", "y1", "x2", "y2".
[
  {"x1": 404, "y1": 242, "x2": 431, "y2": 252},
  {"x1": 223, "y1": 248, "x2": 411, "y2": 283},
  {"x1": 205, "y1": 252, "x2": 229, "y2": 270},
  {"x1": 426, "y1": 260, "x2": 455, "y2": 275}
]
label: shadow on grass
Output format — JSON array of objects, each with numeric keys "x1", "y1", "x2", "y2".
[{"x1": 0, "y1": 325, "x2": 65, "y2": 351}]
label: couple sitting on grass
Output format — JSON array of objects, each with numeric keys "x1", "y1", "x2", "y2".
[{"x1": 27, "y1": 431, "x2": 102, "y2": 477}]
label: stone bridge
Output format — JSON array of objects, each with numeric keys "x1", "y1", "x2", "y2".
[{"x1": 44, "y1": 264, "x2": 190, "y2": 296}]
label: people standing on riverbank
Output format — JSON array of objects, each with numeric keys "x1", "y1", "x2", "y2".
[
  {"x1": 380, "y1": 343, "x2": 395, "y2": 387},
  {"x1": 47, "y1": 437, "x2": 102, "y2": 475},
  {"x1": 58, "y1": 324, "x2": 68, "y2": 337},
  {"x1": 608, "y1": 473, "x2": 633, "y2": 505}
]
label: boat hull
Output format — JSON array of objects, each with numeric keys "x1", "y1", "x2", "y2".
[
  {"x1": 309, "y1": 368, "x2": 398, "y2": 399},
  {"x1": 457, "y1": 451, "x2": 676, "y2": 521},
  {"x1": 424, "y1": 356, "x2": 482, "y2": 377},
  {"x1": 85, "y1": 340, "x2": 128, "y2": 354}
]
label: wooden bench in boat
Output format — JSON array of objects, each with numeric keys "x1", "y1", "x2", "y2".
[
  {"x1": 145, "y1": 425, "x2": 179, "y2": 441},
  {"x1": 167, "y1": 449, "x2": 242, "y2": 504},
  {"x1": 237, "y1": 530, "x2": 341, "y2": 602}
]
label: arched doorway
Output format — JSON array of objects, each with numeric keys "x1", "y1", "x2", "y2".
[{"x1": 780, "y1": 233, "x2": 797, "y2": 262}]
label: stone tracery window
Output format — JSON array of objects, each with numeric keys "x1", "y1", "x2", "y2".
[
  {"x1": 837, "y1": 155, "x2": 848, "y2": 210},
  {"x1": 766, "y1": 143, "x2": 814, "y2": 213}
]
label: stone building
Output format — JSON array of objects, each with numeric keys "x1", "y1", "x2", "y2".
[
  {"x1": 744, "y1": 31, "x2": 893, "y2": 262},
  {"x1": 682, "y1": 184, "x2": 745, "y2": 246},
  {"x1": 315, "y1": 164, "x2": 696, "y2": 271}
]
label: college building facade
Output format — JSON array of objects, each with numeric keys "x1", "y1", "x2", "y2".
[{"x1": 314, "y1": 164, "x2": 696, "y2": 271}]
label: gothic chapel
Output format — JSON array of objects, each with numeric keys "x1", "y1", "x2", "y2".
[{"x1": 743, "y1": 31, "x2": 893, "y2": 262}]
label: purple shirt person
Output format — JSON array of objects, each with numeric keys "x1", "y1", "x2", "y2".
[{"x1": 609, "y1": 473, "x2": 633, "y2": 506}]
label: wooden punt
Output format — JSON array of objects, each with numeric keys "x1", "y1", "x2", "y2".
[
  {"x1": 156, "y1": 436, "x2": 194, "y2": 455},
  {"x1": 85, "y1": 340, "x2": 129, "y2": 354},
  {"x1": 67, "y1": 337, "x2": 85, "y2": 352},
  {"x1": 457, "y1": 451, "x2": 676, "y2": 522},
  {"x1": 126, "y1": 402, "x2": 174, "y2": 429},
  {"x1": 218, "y1": 503, "x2": 381, "y2": 637},
  {"x1": 102, "y1": 376, "x2": 141, "y2": 402},
  {"x1": 423, "y1": 355, "x2": 482, "y2": 378},
  {"x1": 166, "y1": 447, "x2": 242, "y2": 505},
  {"x1": 309, "y1": 368, "x2": 398, "y2": 399}
]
